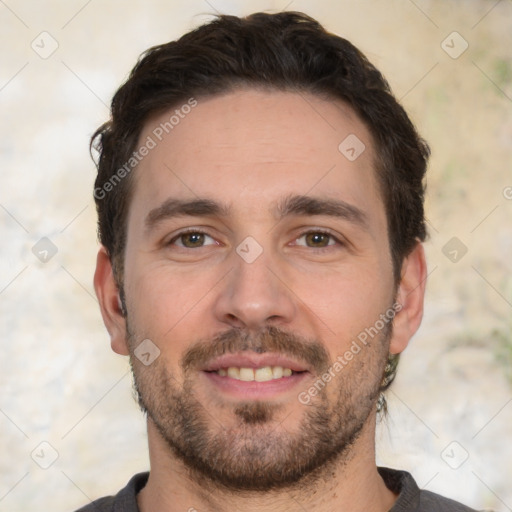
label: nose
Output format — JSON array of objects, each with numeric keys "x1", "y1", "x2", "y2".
[{"x1": 212, "y1": 248, "x2": 296, "y2": 331}]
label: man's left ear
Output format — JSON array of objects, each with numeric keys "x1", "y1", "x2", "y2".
[{"x1": 389, "y1": 242, "x2": 427, "y2": 355}]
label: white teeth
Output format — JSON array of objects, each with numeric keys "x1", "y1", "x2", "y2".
[
  {"x1": 254, "y1": 366, "x2": 273, "y2": 382},
  {"x1": 272, "y1": 366, "x2": 283, "y2": 379},
  {"x1": 239, "y1": 367, "x2": 254, "y2": 381},
  {"x1": 216, "y1": 366, "x2": 295, "y2": 381},
  {"x1": 227, "y1": 367, "x2": 240, "y2": 379}
]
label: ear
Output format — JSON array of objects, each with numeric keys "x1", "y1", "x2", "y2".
[
  {"x1": 93, "y1": 246, "x2": 130, "y2": 355},
  {"x1": 389, "y1": 242, "x2": 427, "y2": 355}
]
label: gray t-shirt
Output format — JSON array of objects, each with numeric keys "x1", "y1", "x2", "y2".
[{"x1": 74, "y1": 467, "x2": 481, "y2": 511}]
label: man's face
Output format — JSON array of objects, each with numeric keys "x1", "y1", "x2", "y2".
[{"x1": 121, "y1": 89, "x2": 397, "y2": 490}]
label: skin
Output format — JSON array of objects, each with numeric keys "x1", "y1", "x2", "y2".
[{"x1": 94, "y1": 88, "x2": 427, "y2": 512}]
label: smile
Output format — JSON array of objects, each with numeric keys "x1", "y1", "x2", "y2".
[{"x1": 214, "y1": 366, "x2": 295, "y2": 381}]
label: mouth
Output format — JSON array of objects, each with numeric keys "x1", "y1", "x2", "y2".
[
  {"x1": 211, "y1": 365, "x2": 296, "y2": 381},
  {"x1": 200, "y1": 353, "x2": 311, "y2": 399}
]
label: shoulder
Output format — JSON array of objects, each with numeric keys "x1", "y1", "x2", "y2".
[
  {"x1": 419, "y1": 489, "x2": 482, "y2": 512},
  {"x1": 74, "y1": 496, "x2": 115, "y2": 512},
  {"x1": 378, "y1": 467, "x2": 481, "y2": 512},
  {"x1": 71, "y1": 472, "x2": 149, "y2": 512}
]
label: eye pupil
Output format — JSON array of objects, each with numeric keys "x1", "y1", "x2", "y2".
[
  {"x1": 183, "y1": 232, "x2": 205, "y2": 247},
  {"x1": 306, "y1": 232, "x2": 329, "y2": 247}
]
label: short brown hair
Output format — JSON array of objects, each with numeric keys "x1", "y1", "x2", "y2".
[{"x1": 92, "y1": 11, "x2": 429, "y2": 280}]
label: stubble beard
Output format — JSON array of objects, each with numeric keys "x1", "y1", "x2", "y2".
[{"x1": 127, "y1": 322, "x2": 391, "y2": 492}]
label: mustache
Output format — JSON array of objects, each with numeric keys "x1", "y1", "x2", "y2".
[{"x1": 181, "y1": 325, "x2": 331, "y2": 375}]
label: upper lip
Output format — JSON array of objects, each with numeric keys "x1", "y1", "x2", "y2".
[{"x1": 201, "y1": 352, "x2": 310, "y2": 373}]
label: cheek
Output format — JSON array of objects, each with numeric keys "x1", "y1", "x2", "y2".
[
  {"x1": 292, "y1": 264, "x2": 394, "y2": 365},
  {"x1": 295, "y1": 261, "x2": 392, "y2": 320},
  {"x1": 124, "y1": 262, "x2": 219, "y2": 352}
]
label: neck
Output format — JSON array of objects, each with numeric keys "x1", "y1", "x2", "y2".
[{"x1": 137, "y1": 417, "x2": 397, "y2": 512}]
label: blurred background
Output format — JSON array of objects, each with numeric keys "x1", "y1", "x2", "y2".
[{"x1": 0, "y1": 0, "x2": 511, "y2": 510}]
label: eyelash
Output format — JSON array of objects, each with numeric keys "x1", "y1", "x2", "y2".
[{"x1": 167, "y1": 228, "x2": 343, "y2": 250}]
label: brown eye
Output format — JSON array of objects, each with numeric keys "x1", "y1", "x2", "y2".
[
  {"x1": 305, "y1": 232, "x2": 331, "y2": 247},
  {"x1": 181, "y1": 232, "x2": 205, "y2": 248},
  {"x1": 171, "y1": 231, "x2": 216, "y2": 248},
  {"x1": 296, "y1": 231, "x2": 337, "y2": 248}
]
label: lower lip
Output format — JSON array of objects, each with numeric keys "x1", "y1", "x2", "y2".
[{"x1": 201, "y1": 371, "x2": 309, "y2": 399}]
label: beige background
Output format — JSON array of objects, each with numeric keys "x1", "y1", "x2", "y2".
[{"x1": 0, "y1": 0, "x2": 511, "y2": 510}]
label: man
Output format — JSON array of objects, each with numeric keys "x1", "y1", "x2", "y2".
[{"x1": 79, "y1": 11, "x2": 479, "y2": 512}]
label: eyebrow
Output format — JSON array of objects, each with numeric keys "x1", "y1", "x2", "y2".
[
  {"x1": 145, "y1": 198, "x2": 230, "y2": 232},
  {"x1": 144, "y1": 194, "x2": 369, "y2": 232},
  {"x1": 273, "y1": 194, "x2": 369, "y2": 230}
]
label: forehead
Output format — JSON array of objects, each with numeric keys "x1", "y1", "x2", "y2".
[{"x1": 129, "y1": 88, "x2": 384, "y2": 230}]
